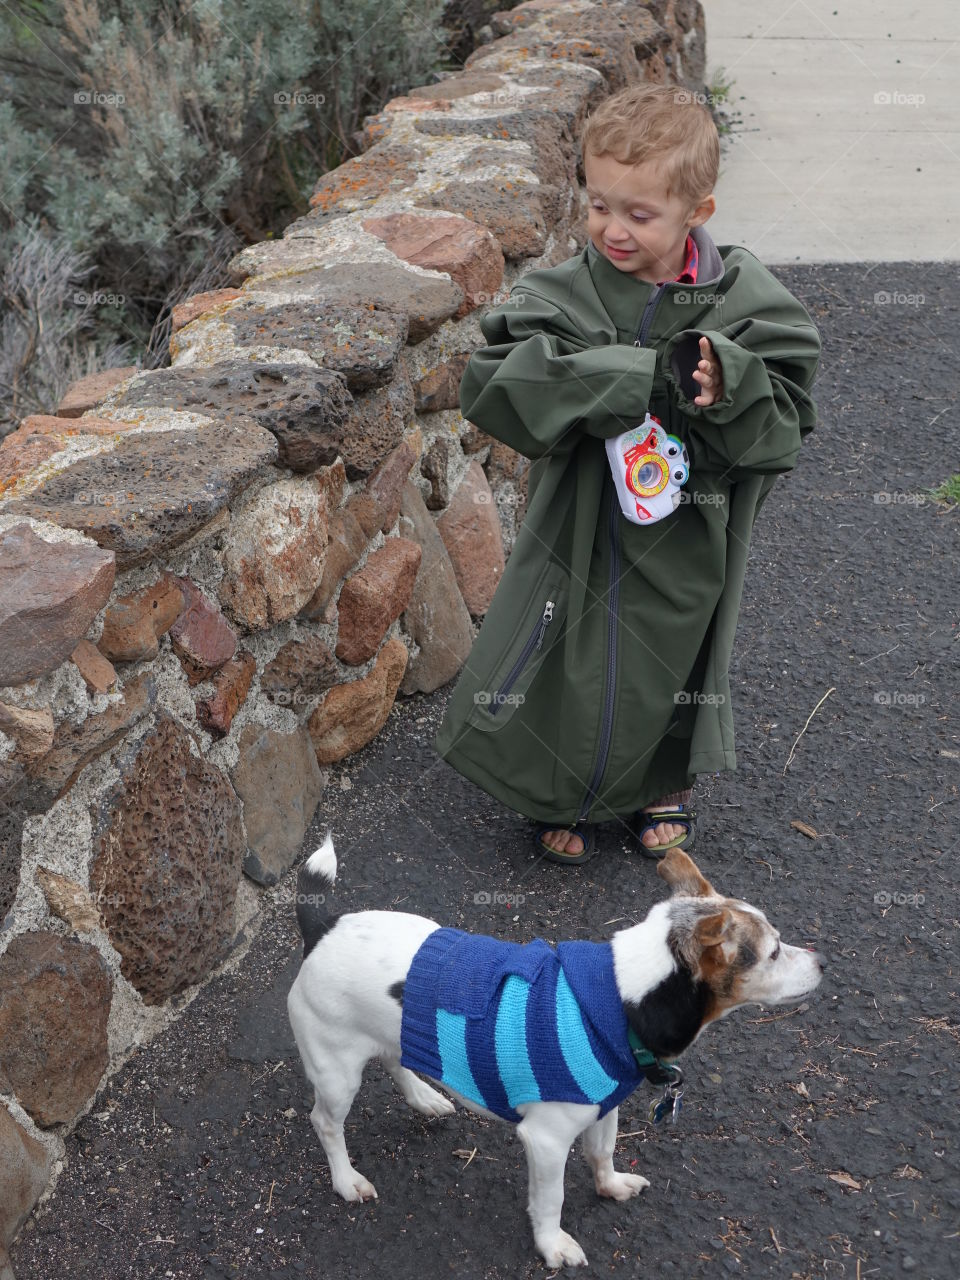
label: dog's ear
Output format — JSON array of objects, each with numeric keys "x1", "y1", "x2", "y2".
[
  {"x1": 657, "y1": 848, "x2": 716, "y2": 898},
  {"x1": 693, "y1": 910, "x2": 732, "y2": 950}
]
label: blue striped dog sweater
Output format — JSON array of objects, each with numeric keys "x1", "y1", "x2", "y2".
[{"x1": 399, "y1": 927, "x2": 643, "y2": 1122}]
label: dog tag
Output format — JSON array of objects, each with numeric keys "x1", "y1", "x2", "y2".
[{"x1": 649, "y1": 1083, "x2": 683, "y2": 1126}]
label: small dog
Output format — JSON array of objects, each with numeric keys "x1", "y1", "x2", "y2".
[{"x1": 287, "y1": 836, "x2": 823, "y2": 1268}]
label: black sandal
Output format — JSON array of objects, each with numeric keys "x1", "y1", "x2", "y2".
[
  {"x1": 533, "y1": 822, "x2": 597, "y2": 866},
  {"x1": 631, "y1": 807, "x2": 696, "y2": 860}
]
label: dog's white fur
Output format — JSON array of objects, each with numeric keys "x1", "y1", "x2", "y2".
[{"x1": 287, "y1": 835, "x2": 823, "y2": 1268}]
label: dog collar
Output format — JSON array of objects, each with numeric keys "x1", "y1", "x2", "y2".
[{"x1": 628, "y1": 1026, "x2": 683, "y2": 1087}]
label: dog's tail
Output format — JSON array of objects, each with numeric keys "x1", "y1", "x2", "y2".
[{"x1": 295, "y1": 828, "x2": 338, "y2": 959}]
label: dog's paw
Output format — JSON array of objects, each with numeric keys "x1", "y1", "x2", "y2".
[
  {"x1": 539, "y1": 1230, "x2": 588, "y2": 1268},
  {"x1": 407, "y1": 1081, "x2": 456, "y2": 1117},
  {"x1": 596, "y1": 1171, "x2": 650, "y2": 1201},
  {"x1": 335, "y1": 1171, "x2": 378, "y2": 1202}
]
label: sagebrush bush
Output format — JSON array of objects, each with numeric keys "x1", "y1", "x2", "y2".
[{"x1": 0, "y1": 0, "x2": 453, "y2": 423}]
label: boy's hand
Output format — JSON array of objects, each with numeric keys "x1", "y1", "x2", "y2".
[{"x1": 692, "y1": 335, "x2": 724, "y2": 407}]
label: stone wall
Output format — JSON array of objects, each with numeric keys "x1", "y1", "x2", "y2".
[{"x1": 0, "y1": 0, "x2": 706, "y2": 1268}]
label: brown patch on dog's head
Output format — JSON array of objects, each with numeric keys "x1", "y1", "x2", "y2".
[
  {"x1": 669, "y1": 901, "x2": 771, "y2": 1025},
  {"x1": 656, "y1": 848, "x2": 716, "y2": 898}
]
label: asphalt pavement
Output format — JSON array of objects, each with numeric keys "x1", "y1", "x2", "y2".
[{"x1": 10, "y1": 259, "x2": 960, "y2": 1279}]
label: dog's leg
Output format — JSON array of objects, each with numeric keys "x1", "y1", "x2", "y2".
[
  {"x1": 516, "y1": 1104, "x2": 594, "y2": 1268},
  {"x1": 581, "y1": 1107, "x2": 650, "y2": 1200},
  {"x1": 380, "y1": 1056, "x2": 456, "y2": 1117},
  {"x1": 306, "y1": 1047, "x2": 378, "y2": 1203}
]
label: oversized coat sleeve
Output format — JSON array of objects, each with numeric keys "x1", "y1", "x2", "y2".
[
  {"x1": 458, "y1": 287, "x2": 658, "y2": 461},
  {"x1": 661, "y1": 284, "x2": 821, "y2": 478}
]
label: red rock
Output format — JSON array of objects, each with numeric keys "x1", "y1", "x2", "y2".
[
  {"x1": 436, "y1": 460, "x2": 505, "y2": 616},
  {"x1": 414, "y1": 352, "x2": 471, "y2": 412},
  {"x1": 335, "y1": 538, "x2": 422, "y2": 665},
  {"x1": 382, "y1": 94, "x2": 452, "y2": 113},
  {"x1": 8, "y1": 413, "x2": 133, "y2": 438},
  {"x1": 23, "y1": 670, "x2": 155, "y2": 799},
  {"x1": 56, "y1": 367, "x2": 139, "y2": 417},
  {"x1": 299, "y1": 506, "x2": 370, "y2": 620},
  {"x1": 218, "y1": 477, "x2": 329, "y2": 631},
  {"x1": 0, "y1": 703, "x2": 54, "y2": 759},
  {"x1": 97, "y1": 572, "x2": 185, "y2": 663},
  {"x1": 307, "y1": 636, "x2": 408, "y2": 764},
  {"x1": 366, "y1": 439, "x2": 417, "y2": 533},
  {"x1": 35, "y1": 866, "x2": 102, "y2": 933},
  {"x1": 196, "y1": 650, "x2": 257, "y2": 737},
  {"x1": 89, "y1": 712, "x2": 245, "y2": 1003},
  {"x1": 0, "y1": 1102, "x2": 52, "y2": 1257},
  {"x1": 70, "y1": 638, "x2": 118, "y2": 693},
  {"x1": 314, "y1": 459, "x2": 348, "y2": 515},
  {"x1": 299, "y1": 441, "x2": 416, "y2": 618},
  {"x1": 0, "y1": 414, "x2": 159, "y2": 501},
  {"x1": 460, "y1": 422, "x2": 494, "y2": 454},
  {"x1": 0, "y1": 932, "x2": 112, "y2": 1126},
  {"x1": 0, "y1": 426, "x2": 59, "y2": 494},
  {"x1": 260, "y1": 634, "x2": 338, "y2": 708},
  {"x1": 361, "y1": 211, "x2": 504, "y2": 318},
  {"x1": 0, "y1": 524, "x2": 115, "y2": 686},
  {"x1": 170, "y1": 288, "x2": 243, "y2": 333},
  {"x1": 168, "y1": 577, "x2": 238, "y2": 684},
  {"x1": 5, "y1": 419, "x2": 279, "y2": 571}
]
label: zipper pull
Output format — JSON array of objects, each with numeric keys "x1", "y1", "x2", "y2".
[{"x1": 535, "y1": 600, "x2": 555, "y2": 650}]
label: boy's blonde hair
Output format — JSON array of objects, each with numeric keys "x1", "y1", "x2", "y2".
[{"x1": 580, "y1": 83, "x2": 720, "y2": 212}]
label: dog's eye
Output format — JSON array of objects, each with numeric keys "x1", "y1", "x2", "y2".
[{"x1": 770, "y1": 943, "x2": 781, "y2": 960}]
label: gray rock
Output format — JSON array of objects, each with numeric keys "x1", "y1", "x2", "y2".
[
  {"x1": 223, "y1": 302, "x2": 408, "y2": 391},
  {"x1": 231, "y1": 723, "x2": 325, "y2": 887},
  {"x1": 7, "y1": 423, "x2": 276, "y2": 570},
  {"x1": 106, "y1": 363, "x2": 350, "y2": 474}
]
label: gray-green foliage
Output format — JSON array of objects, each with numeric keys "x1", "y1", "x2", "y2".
[{"x1": 0, "y1": 0, "x2": 449, "y2": 422}]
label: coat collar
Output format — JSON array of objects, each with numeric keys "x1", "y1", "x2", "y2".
[{"x1": 583, "y1": 225, "x2": 726, "y2": 336}]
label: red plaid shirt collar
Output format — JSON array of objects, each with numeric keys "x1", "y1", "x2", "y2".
[{"x1": 659, "y1": 234, "x2": 698, "y2": 285}]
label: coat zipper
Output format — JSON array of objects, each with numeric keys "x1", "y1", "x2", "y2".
[
  {"x1": 576, "y1": 283, "x2": 665, "y2": 823},
  {"x1": 489, "y1": 599, "x2": 555, "y2": 716}
]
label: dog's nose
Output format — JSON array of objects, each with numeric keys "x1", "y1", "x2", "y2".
[{"x1": 806, "y1": 949, "x2": 825, "y2": 970}]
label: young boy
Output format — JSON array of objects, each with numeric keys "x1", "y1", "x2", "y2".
[{"x1": 434, "y1": 83, "x2": 821, "y2": 865}]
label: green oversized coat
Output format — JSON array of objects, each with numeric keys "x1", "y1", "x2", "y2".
[{"x1": 434, "y1": 226, "x2": 821, "y2": 826}]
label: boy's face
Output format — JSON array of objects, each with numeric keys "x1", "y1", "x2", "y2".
[{"x1": 583, "y1": 149, "x2": 715, "y2": 285}]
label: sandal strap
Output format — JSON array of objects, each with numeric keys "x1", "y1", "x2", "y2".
[{"x1": 633, "y1": 809, "x2": 695, "y2": 835}]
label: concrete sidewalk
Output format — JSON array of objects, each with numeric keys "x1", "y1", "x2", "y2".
[{"x1": 703, "y1": 0, "x2": 960, "y2": 262}]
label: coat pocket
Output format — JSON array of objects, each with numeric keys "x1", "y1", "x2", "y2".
[{"x1": 468, "y1": 563, "x2": 570, "y2": 731}]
